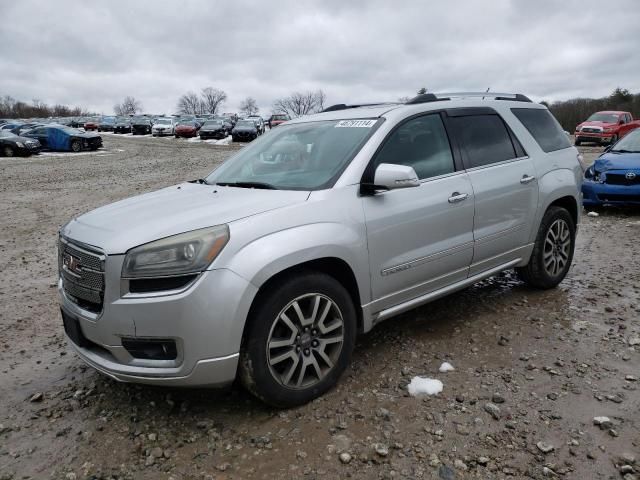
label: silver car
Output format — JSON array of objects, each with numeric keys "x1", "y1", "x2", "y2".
[{"x1": 58, "y1": 92, "x2": 583, "y2": 407}]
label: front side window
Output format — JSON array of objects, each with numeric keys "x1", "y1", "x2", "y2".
[
  {"x1": 373, "y1": 114, "x2": 455, "y2": 180},
  {"x1": 448, "y1": 114, "x2": 517, "y2": 168},
  {"x1": 206, "y1": 119, "x2": 380, "y2": 190},
  {"x1": 512, "y1": 108, "x2": 571, "y2": 153}
]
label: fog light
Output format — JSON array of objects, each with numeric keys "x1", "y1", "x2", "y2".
[{"x1": 121, "y1": 338, "x2": 177, "y2": 360}]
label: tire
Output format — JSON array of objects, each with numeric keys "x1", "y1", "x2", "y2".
[
  {"x1": 610, "y1": 134, "x2": 618, "y2": 145},
  {"x1": 3, "y1": 145, "x2": 15, "y2": 157},
  {"x1": 70, "y1": 140, "x2": 82, "y2": 153},
  {"x1": 239, "y1": 272, "x2": 356, "y2": 408},
  {"x1": 516, "y1": 206, "x2": 575, "y2": 289},
  {"x1": 574, "y1": 139, "x2": 581, "y2": 146}
]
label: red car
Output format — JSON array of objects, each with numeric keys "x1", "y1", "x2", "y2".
[
  {"x1": 83, "y1": 117, "x2": 99, "y2": 131},
  {"x1": 268, "y1": 114, "x2": 290, "y2": 129},
  {"x1": 174, "y1": 121, "x2": 199, "y2": 138},
  {"x1": 575, "y1": 111, "x2": 640, "y2": 146}
]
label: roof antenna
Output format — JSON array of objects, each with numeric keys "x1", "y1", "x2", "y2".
[{"x1": 483, "y1": 87, "x2": 490, "y2": 100}]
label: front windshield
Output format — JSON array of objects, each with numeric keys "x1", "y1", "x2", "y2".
[
  {"x1": 0, "y1": 130, "x2": 17, "y2": 138},
  {"x1": 236, "y1": 121, "x2": 255, "y2": 127},
  {"x1": 206, "y1": 119, "x2": 380, "y2": 190},
  {"x1": 204, "y1": 121, "x2": 223, "y2": 127},
  {"x1": 273, "y1": 115, "x2": 288, "y2": 120},
  {"x1": 611, "y1": 129, "x2": 640, "y2": 152},
  {"x1": 178, "y1": 121, "x2": 196, "y2": 126},
  {"x1": 587, "y1": 113, "x2": 620, "y2": 123},
  {"x1": 155, "y1": 118, "x2": 172, "y2": 124}
]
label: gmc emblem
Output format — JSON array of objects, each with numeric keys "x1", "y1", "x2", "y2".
[{"x1": 63, "y1": 253, "x2": 82, "y2": 275}]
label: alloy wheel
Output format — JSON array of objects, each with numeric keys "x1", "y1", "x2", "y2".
[
  {"x1": 543, "y1": 219, "x2": 571, "y2": 277},
  {"x1": 267, "y1": 293, "x2": 344, "y2": 389}
]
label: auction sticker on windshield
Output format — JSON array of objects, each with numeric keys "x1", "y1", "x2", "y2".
[{"x1": 335, "y1": 120, "x2": 377, "y2": 128}]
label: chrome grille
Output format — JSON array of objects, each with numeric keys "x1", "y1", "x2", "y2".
[{"x1": 59, "y1": 237, "x2": 105, "y2": 313}]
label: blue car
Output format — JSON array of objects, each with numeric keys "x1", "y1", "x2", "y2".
[{"x1": 582, "y1": 129, "x2": 640, "y2": 207}]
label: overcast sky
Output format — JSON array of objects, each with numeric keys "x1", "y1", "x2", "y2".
[{"x1": 1, "y1": 0, "x2": 639, "y2": 115}]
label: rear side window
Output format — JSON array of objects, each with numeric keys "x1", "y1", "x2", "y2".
[
  {"x1": 511, "y1": 108, "x2": 571, "y2": 153},
  {"x1": 448, "y1": 114, "x2": 517, "y2": 168}
]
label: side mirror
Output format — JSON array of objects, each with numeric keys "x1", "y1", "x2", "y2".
[{"x1": 367, "y1": 163, "x2": 420, "y2": 192}]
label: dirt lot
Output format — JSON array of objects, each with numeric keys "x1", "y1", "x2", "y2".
[{"x1": 0, "y1": 136, "x2": 638, "y2": 480}]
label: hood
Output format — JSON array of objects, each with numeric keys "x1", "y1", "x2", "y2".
[
  {"x1": 202, "y1": 125, "x2": 223, "y2": 131},
  {"x1": 61, "y1": 182, "x2": 310, "y2": 254},
  {"x1": 593, "y1": 152, "x2": 640, "y2": 172},
  {"x1": 176, "y1": 125, "x2": 196, "y2": 130},
  {"x1": 234, "y1": 126, "x2": 256, "y2": 132}
]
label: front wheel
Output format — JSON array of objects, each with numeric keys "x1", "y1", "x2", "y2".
[
  {"x1": 70, "y1": 140, "x2": 82, "y2": 152},
  {"x1": 239, "y1": 272, "x2": 356, "y2": 408},
  {"x1": 516, "y1": 206, "x2": 575, "y2": 289},
  {"x1": 3, "y1": 145, "x2": 15, "y2": 157}
]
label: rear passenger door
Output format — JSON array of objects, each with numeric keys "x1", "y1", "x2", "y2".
[
  {"x1": 362, "y1": 113, "x2": 475, "y2": 313},
  {"x1": 446, "y1": 109, "x2": 538, "y2": 276}
]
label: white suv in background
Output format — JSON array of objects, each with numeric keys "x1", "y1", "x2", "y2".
[
  {"x1": 151, "y1": 117, "x2": 175, "y2": 137},
  {"x1": 58, "y1": 92, "x2": 583, "y2": 407}
]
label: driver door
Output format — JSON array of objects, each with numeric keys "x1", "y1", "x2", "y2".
[{"x1": 362, "y1": 113, "x2": 475, "y2": 314}]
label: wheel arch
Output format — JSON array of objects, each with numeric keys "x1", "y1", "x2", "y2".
[{"x1": 241, "y1": 257, "x2": 364, "y2": 348}]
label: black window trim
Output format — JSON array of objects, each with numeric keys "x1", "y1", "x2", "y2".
[
  {"x1": 360, "y1": 110, "x2": 463, "y2": 191},
  {"x1": 443, "y1": 109, "x2": 529, "y2": 172}
]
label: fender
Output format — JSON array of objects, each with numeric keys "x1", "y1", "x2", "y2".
[
  {"x1": 532, "y1": 167, "x2": 580, "y2": 241},
  {"x1": 222, "y1": 222, "x2": 372, "y2": 306}
]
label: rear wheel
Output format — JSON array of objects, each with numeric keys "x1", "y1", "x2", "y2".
[
  {"x1": 3, "y1": 145, "x2": 15, "y2": 157},
  {"x1": 239, "y1": 272, "x2": 356, "y2": 408},
  {"x1": 70, "y1": 140, "x2": 82, "y2": 152},
  {"x1": 516, "y1": 206, "x2": 575, "y2": 289}
]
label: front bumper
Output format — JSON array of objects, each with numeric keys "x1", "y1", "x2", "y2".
[
  {"x1": 58, "y1": 259, "x2": 258, "y2": 387},
  {"x1": 199, "y1": 131, "x2": 226, "y2": 139},
  {"x1": 152, "y1": 129, "x2": 172, "y2": 136},
  {"x1": 575, "y1": 132, "x2": 614, "y2": 144},
  {"x1": 582, "y1": 180, "x2": 640, "y2": 205}
]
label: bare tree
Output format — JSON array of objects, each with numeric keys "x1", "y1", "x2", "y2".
[
  {"x1": 114, "y1": 96, "x2": 142, "y2": 116},
  {"x1": 272, "y1": 89, "x2": 327, "y2": 118},
  {"x1": 200, "y1": 87, "x2": 227, "y2": 114},
  {"x1": 239, "y1": 97, "x2": 259, "y2": 116},
  {"x1": 176, "y1": 91, "x2": 202, "y2": 115}
]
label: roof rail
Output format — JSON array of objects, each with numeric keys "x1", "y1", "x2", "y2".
[
  {"x1": 435, "y1": 92, "x2": 532, "y2": 102},
  {"x1": 321, "y1": 102, "x2": 398, "y2": 113},
  {"x1": 404, "y1": 92, "x2": 532, "y2": 104}
]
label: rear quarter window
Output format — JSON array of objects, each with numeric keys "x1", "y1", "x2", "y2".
[{"x1": 511, "y1": 108, "x2": 571, "y2": 153}]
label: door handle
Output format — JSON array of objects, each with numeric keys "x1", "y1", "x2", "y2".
[
  {"x1": 448, "y1": 192, "x2": 469, "y2": 204},
  {"x1": 520, "y1": 175, "x2": 536, "y2": 184}
]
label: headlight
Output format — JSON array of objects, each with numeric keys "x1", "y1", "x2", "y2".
[
  {"x1": 122, "y1": 225, "x2": 230, "y2": 278},
  {"x1": 603, "y1": 127, "x2": 613, "y2": 133},
  {"x1": 15, "y1": 142, "x2": 24, "y2": 147}
]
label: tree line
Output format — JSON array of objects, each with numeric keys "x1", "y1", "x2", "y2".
[
  {"x1": 0, "y1": 96, "x2": 87, "y2": 119},
  {"x1": 4, "y1": 87, "x2": 638, "y2": 127}
]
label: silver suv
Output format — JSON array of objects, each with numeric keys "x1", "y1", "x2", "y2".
[{"x1": 58, "y1": 92, "x2": 583, "y2": 407}]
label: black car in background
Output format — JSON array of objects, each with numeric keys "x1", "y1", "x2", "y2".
[
  {"x1": 131, "y1": 117, "x2": 152, "y2": 135},
  {"x1": 0, "y1": 130, "x2": 41, "y2": 157},
  {"x1": 231, "y1": 119, "x2": 259, "y2": 142},
  {"x1": 198, "y1": 119, "x2": 231, "y2": 140},
  {"x1": 113, "y1": 117, "x2": 132, "y2": 134},
  {"x1": 22, "y1": 125, "x2": 102, "y2": 152},
  {"x1": 98, "y1": 116, "x2": 116, "y2": 132}
]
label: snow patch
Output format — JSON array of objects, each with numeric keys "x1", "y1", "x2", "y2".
[
  {"x1": 407, "y1": 377, "x2": 443, "y2": 397},
  {"x1": 587, "y1": 211, "x2": 599, "y2": 217},
  {"x1": 439, "y1": 362, "x2": 455, "y2": 373}
]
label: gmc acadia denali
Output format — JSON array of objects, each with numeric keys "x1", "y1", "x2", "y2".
[{"x1": 58, "y1": 92, "x2": 583, "y2": 407}]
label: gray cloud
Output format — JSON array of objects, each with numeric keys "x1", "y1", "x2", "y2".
[{"x1": 1, "y1": 0, "x2": 639, "y2": 115}]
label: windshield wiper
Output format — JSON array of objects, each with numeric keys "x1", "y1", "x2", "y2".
[
  {"x1": 611, "y1": 149, "x2": 639, "y2": 154},
  {"x1": 215, "y1": 181, "x2": 277, "y2": 190}
]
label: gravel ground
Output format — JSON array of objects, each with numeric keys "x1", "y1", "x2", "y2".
[{"x1": 0, "y1": 135, "x2": 638, "y2": 480}]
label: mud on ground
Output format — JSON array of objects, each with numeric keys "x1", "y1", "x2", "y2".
[{"x1": 0, "y1": 136, "x2": 638, "y2": 480}]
